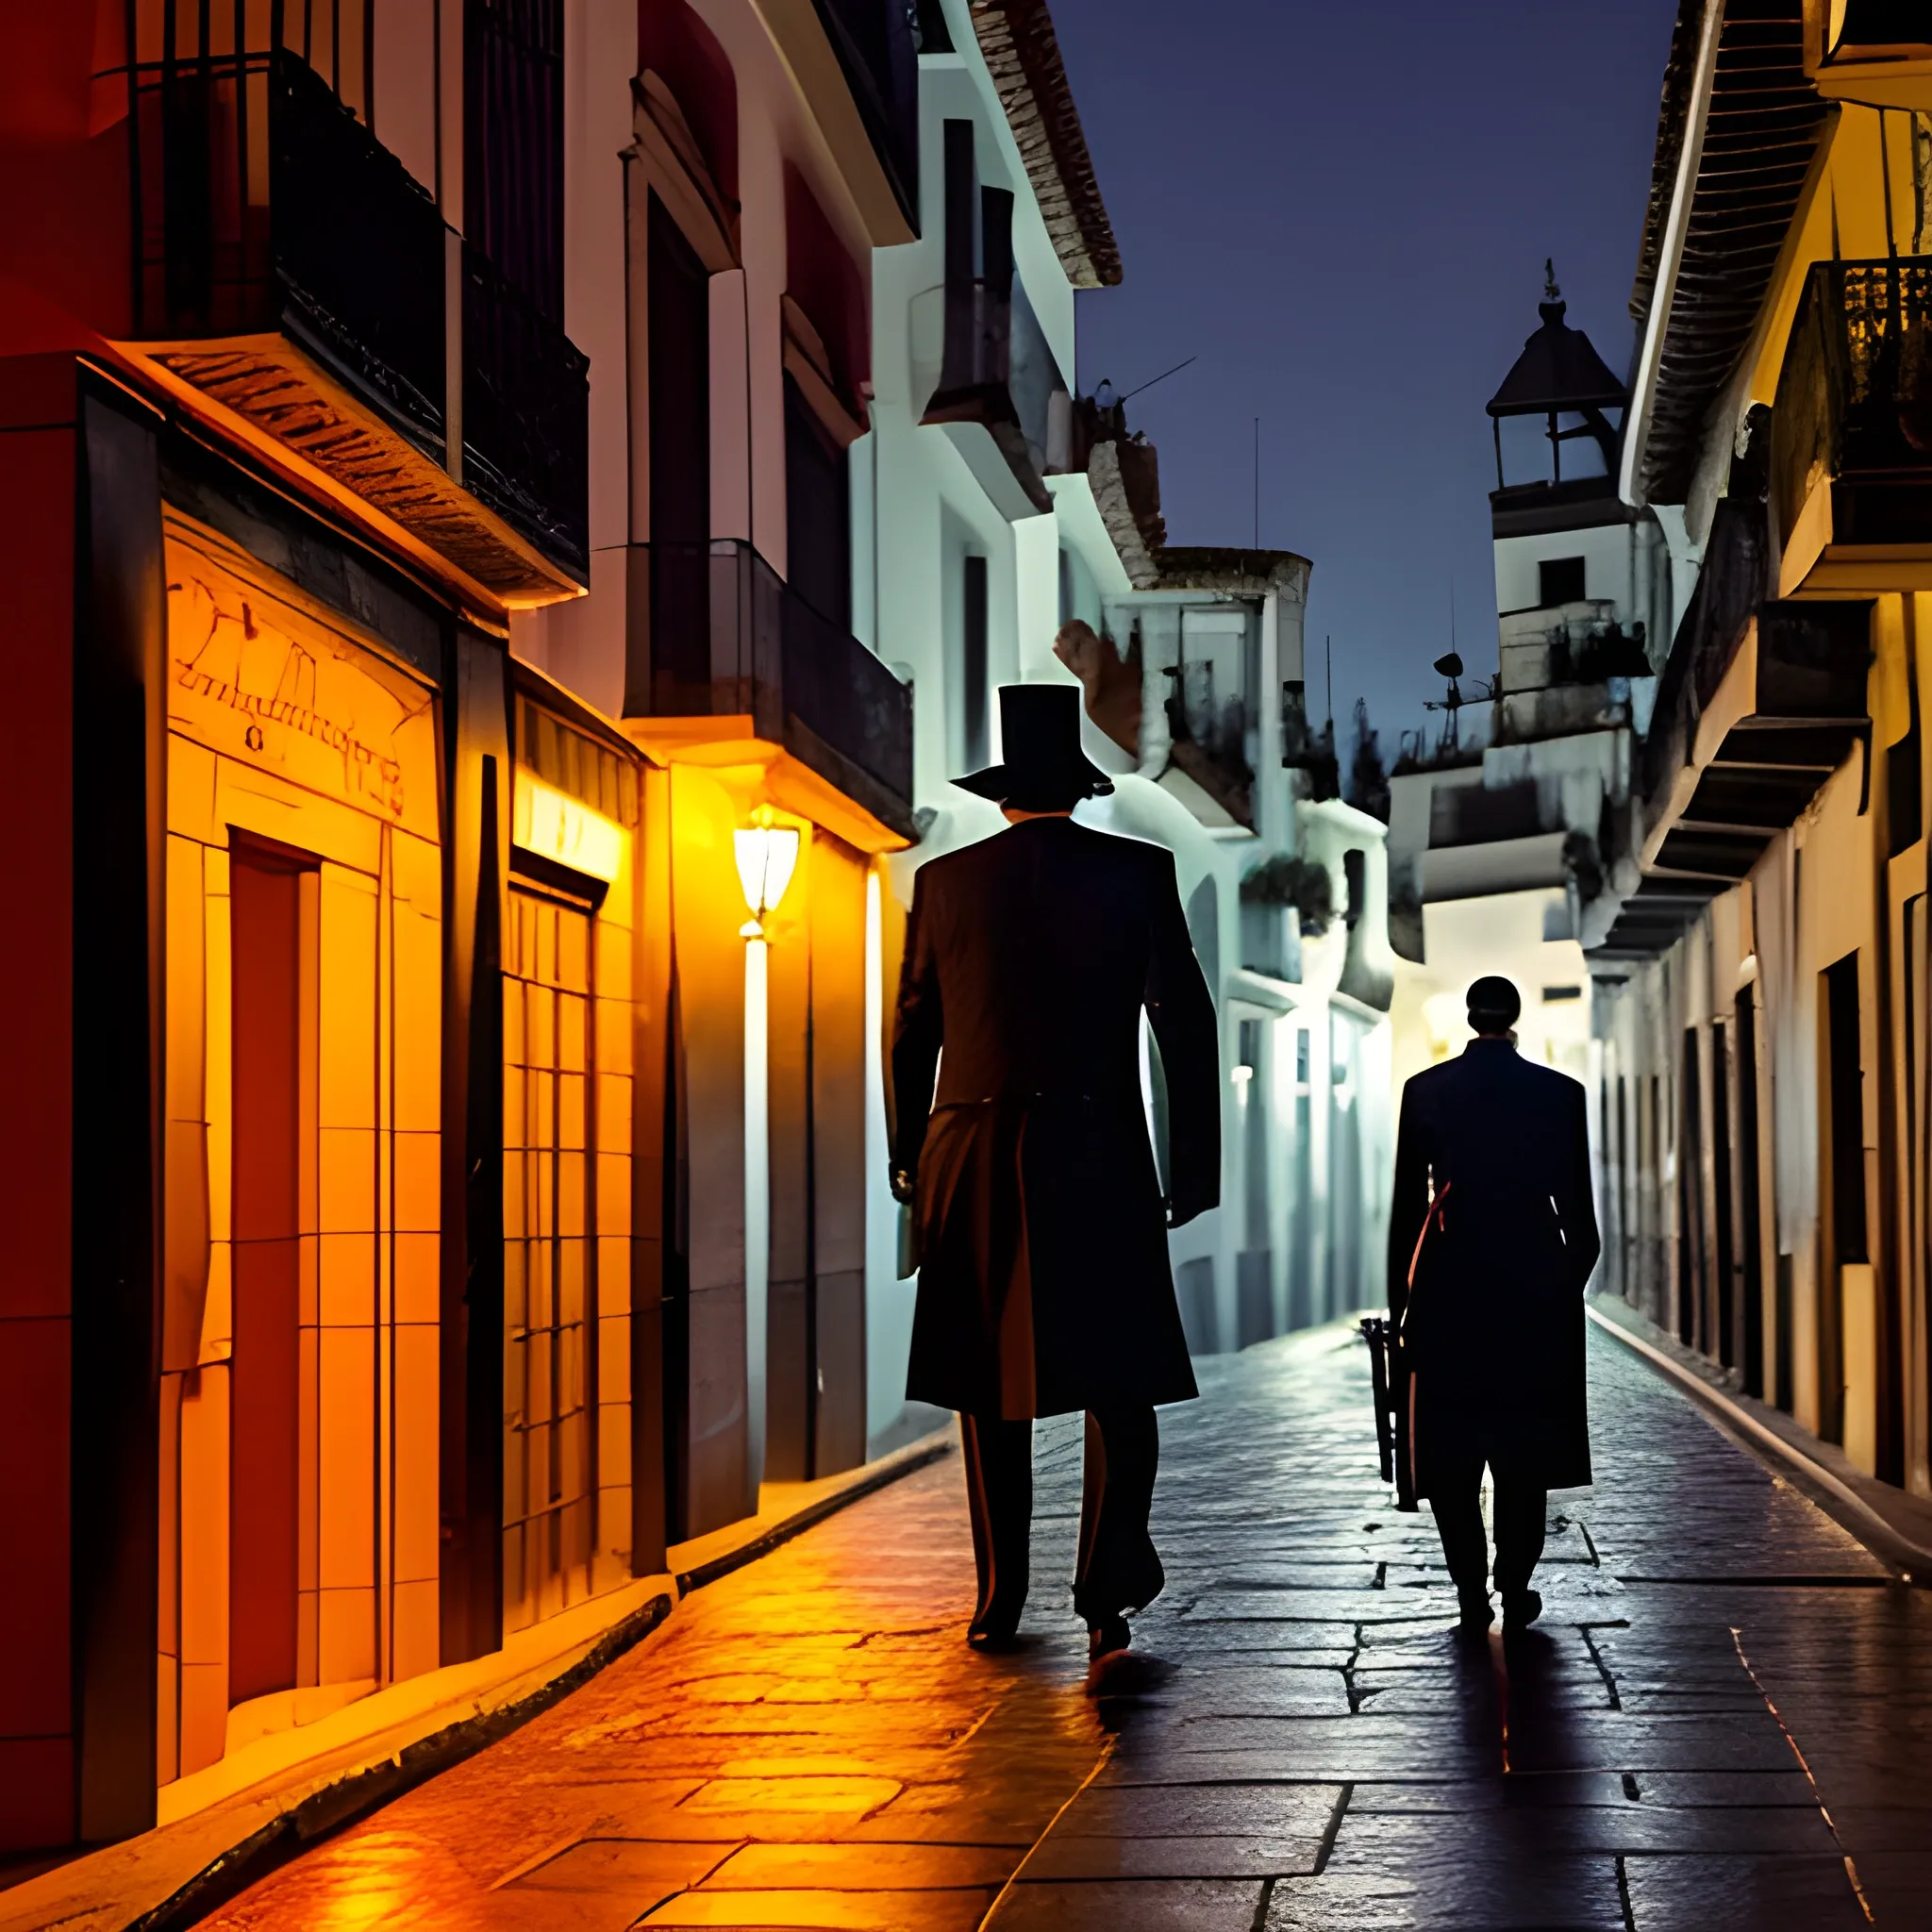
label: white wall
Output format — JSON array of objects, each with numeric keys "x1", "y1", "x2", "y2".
[
  {"x1": 1493, "y1": 521, "x2": 1641, "y2": 622},
  {"x1": 860, "y1": 33, "x2": 1094, "y2": 1441}
]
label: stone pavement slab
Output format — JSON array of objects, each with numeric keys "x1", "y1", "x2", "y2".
[{"x1": 193, "y1": 1322, "x2": 1932, "y2": 1931}]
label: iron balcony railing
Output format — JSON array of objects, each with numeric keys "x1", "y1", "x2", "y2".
[
  {"x1": 132, "y1": 46, "x2": 588, "y2": 577},
  {"x1": 629, "y1": 541, "x2": 914, "y2": 828},
  {"x1": 1774, "y1": 257, "x2": 1932, "y2": 553},
  {"x1": 461, "y1": 242, "x2": 590, "y2": 577},
  {"x1": 135, "y1": 48, "x2": 446, "y2": 448},
  {"x1": 918, "y1": 276, "x2": 1069, "y2": 514}
]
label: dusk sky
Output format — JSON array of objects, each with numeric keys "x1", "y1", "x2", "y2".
[{"x1": 1050, "y1": 0, "x2": 1683, "y2": 766}]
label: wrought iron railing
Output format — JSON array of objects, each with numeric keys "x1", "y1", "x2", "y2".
[
  {"x1": 782, "y1": 578, "x2": 914, "y2": 808},
  {"x1": 1774, "y1": 257, "x2": 1932, "y2": 550},
  {"x1": 131, "y1": 45, "x2": 589, "y2": 577},
  {"x1": 134, "y1": 48, "x2": 446, "y2": 454},
  {"x1": 274, "y1": 55, "x2": 447, "y2": 444},
  {"x1": 461, "y1": 241, "x2": 590, "y2": 577}
]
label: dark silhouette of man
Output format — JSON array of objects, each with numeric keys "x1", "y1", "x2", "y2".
[
  {"x1": 1387, "y1": 975, "x2": 1598, "y2": 1633},
  {"x1": 890, "y1": 684, "x2": 1220, "y2": 1681}
]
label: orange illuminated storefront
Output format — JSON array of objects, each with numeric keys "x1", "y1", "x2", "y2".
[
  {"x1": 157, "y1": 515, "x2": 445, "y2": 1784},
  {"x1": 498, "y1": 682, "x2": 646, "y2": 1631},
  {"x1": 0, "y1": 0, "x2": 919, "y2": 1862}
]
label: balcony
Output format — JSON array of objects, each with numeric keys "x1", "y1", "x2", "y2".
[
  {"x1": 1097, "y1": 599, "x2": 1259, "y2": 831},
  {"x1": 913, "y1": 278, "x2": 1071, "y2": 520},
  {"x1": 461, "y1": 244, "x2": 591, "y2": 579},
  {"x1": 1640, "y1": 598, "x2": 1872, "y2": 887},
  {"x1": 624, "y1": 541, "x2": 915, "y2": 846},
  {"x1": 1772, "y1": 258, "x2": 1932, "y2": 594},
  {"x1": 1491, "y1": 601, "x2": 1648, "y2": 742},
  {"x1": 1810, "y1": 4, "x2": 1932, "y2": 110},
  {"x1": 130, "y1": 47, "x2": 587, "y2": 602}
]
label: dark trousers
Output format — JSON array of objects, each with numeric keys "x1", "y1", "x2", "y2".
[
  {"x1": 1429, "y1": 1447, "x2": 1547, "y2": 1600},
  {"x1": 960, "y1": 1407, "x2": 1162, "y2": 1632}
]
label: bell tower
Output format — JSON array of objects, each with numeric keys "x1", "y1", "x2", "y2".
[{"x1": 1483, "y1": 265, "x2": 1663, "y2": 740}]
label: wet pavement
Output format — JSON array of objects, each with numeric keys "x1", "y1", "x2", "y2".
[{"x1": 201, "y1": 1322, "x2": 1932, "y2": 1930}]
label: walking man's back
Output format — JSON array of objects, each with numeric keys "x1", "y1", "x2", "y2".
[
  {"x1": 891, "y1": 683, "x2": 1220, "y2": 1683},
  {"x1": 1388, "y1": 975, "x2": 1599, "y2": 1633}
]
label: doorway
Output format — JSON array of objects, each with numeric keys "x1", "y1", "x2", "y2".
[
  {"x1": 228, "y1": 841, "x2": 310, "y2": 1706},
  {"x1": 503, "y1": 883, "x2": 598, "y2": 1630},
  {"x1": 1711, "y1": 1022, "x2": 1736, "y2": 1371},
  {"x1": 1735, "y1": 991, "x2": 1765, "y2": 1398},
  {"x1": 1823, "y1": 952, "x2": 1865, "y2": 1445},
  {"x1": 1677, "y1": 1029, "x2": 1705, "y2": 1351},
  {"x1": 764, "y1": 830, "x2": 870, "y2": 1482}
]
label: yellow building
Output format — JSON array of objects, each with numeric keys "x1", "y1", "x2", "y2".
[{"x1": 1599, "y1": 1, "x2": 1932, "y2": 1492}]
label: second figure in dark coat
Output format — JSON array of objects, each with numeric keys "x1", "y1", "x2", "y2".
[
  {"x1": 1387, "y1": 975, "x2": 1599, "y2": 1634},
  {"x1": 891, "y1": 684, "x2": 1221, "y2": 1678}
]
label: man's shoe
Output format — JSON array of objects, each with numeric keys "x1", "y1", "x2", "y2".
[
  {"x1": 1502, "y1": 1588, "x2": 1542, "y2": 1631},
  {"x1": 1084, "y1": 1616, "x2": 1132, "y2": 1692},
  {"x1": 967, "y1": 1607, "x2": 1022, "y2": 1650},
  {"x1": 1456, "y1": 1590, "x2": 1493, "y2": 1636}
]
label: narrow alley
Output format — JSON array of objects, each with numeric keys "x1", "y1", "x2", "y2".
[
  {"x1": 8, "y1": 8, "x2": 1932, "y2": 1929},
  {"x1": 192, "y1": 1321, "x2": 1931, "y2": 1932}
]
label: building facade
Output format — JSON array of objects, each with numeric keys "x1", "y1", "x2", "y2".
[
  {"x1": 1590, "y1": 0, "x2": 1932, "y2": 1495},
  {"x1": 856, "y1": 0, "x2": 1399, "y2": 1352},
  {"x1": 0, "y1": 0, "x2": 920, "y2": 1856},
  {"x1": 0, "y1": 0, "x2": 1399, "y2": 1859}
]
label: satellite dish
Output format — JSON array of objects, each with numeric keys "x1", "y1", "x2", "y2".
[{"x1": 1434, "y1": 651, "x2": 1463, "y2": 679}]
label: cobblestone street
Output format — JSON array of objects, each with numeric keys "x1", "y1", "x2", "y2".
[{"x1": 203, "y1": 1322, "x2": 1932, "y2": 1931}]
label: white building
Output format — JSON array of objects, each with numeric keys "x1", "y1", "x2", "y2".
[
  {"x1": 1078, "y1": 548, "x2": 1398, "y2": 1351},
  {"x1": 1389, "y1": 277, "x2": 1686, "y2": 1087},
  {"x1": 856, "y1": 0, "x2": 1396, "y2": 1441}
]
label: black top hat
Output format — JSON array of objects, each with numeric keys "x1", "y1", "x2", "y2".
[{"x1": 954, "y1": 684, "x2": 1115, "y2": 805}]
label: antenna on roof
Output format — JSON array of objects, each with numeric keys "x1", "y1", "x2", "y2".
[
  {"x1": 1253, "y1": 418, "x2": 1260, "y2": 550},
  {"x1": 1117, "y1": 355, "x2": 1197, "y2": 402},
  {"x1": 1544, "y1": 257, "x2": 1559, "y2": 302}
]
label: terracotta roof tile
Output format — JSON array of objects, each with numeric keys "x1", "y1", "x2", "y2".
[{"x1": 968, "y1": 1, "x2": 1122, "y2": 289}]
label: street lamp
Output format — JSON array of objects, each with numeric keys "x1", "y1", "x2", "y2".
[
  {"x1": 734, "y1": 808, "x2": 800, "y2": 939},
  {"x1": 735, "y1": 806, "x2": 801, "y2": 1498}
]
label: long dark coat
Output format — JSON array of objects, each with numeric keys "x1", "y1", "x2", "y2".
[
  {"x1": 891, "y1": 817, "x2": 1221, "y2": 1420},
  {"x1": 1387, "y1": 1039, "x2": 1599, "y2": 1494}
]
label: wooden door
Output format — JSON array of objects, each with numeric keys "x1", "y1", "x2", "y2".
[{"x1": 228, "y1": 843, "x2": 305, "y2": 1705}]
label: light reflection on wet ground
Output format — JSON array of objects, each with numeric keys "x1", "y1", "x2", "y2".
[
  {"x1": 201, "y1": 1430, "x2": 1107, "y2": 1930},
  {"x1": 199, "y1": 1327, "x2": 1932, "y2": 1929}
]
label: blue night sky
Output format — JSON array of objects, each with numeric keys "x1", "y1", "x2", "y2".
[{"x1": 1049, "y1": 0, "x2": 1683, "y2": 766}]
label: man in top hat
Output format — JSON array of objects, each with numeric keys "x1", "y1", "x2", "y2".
[
  {"x1": 1387, "y1": 974, "x2": 1599, "y2": 1634},
  {"x1": 890, "y1": 683, "x2": 1220, "y2": 1680}
]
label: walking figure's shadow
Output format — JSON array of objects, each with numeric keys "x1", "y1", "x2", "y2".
[{"x1": 1450, "y1": 1623, "x2": 1591, "y2": 1780}]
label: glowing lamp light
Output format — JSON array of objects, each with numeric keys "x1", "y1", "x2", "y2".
[
  {"x1": 519, "y1": 776, "x2": 625, "y2": 883},
  {"x1": 735, "y1": 809, "x2": 800, "y2": 938}
]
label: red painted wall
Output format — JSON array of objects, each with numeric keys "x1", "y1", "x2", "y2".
[
  {"x1": 639, "y1": 0, "x2": 738, "y2": 202},
  {"x1": 0, "y1": 2, "x2": 133, "y2": 336},
  {"x1": 0, "y1": 354, "x2": 78, "y2": 1852}
]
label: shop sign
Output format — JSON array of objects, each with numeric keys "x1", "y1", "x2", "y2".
[
  {"x1": 514, "y1": 773, "x2": 626, "y2": 883},
  {"x1": 166, "y1": 528, "x2": 438, "y2": 841}
]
